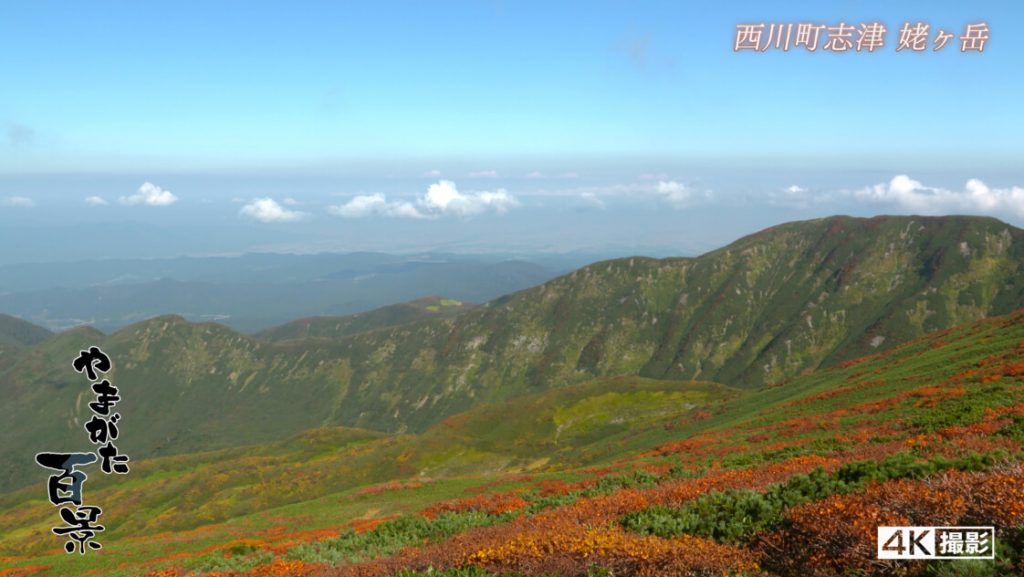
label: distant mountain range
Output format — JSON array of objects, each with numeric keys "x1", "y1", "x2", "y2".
[
  {"x1": 1, "y1": 215, "x2": 1022, "y2": 492},
  {"x1": 0, "y1": 252, "x2": 577, "y2": 333}
]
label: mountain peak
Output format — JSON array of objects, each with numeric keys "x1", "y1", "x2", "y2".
[{"x1": 0, "y1": 313, "x2": 53, "y2": 349}]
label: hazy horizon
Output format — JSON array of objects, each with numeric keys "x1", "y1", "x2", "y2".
[{"x1": 3, "y1": 1, "x2": 1022, "y2": 263}]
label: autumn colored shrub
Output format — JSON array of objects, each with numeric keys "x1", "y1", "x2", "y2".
[
  {"x1": 912, "y1": 381, "x2": 1019, "y2": 432},
  {"x1": 355, "y1": 480, "x2": 427, "y2": 496},
  {"x1": 420, "y1": 493, "x2": 529, "y2": 519},
  {"x1": 244, "y1": 560, "x2": 316, "y2": 577},
  {"x1": 317, "y1": 455, "x2": 843, "y2": 577},
  {"x1": 759, "y1": 464, "x2": 1024, "y2": 577},
  {"x1": 463, "y1": 524, "x2": 764, "y2": 577},
  {"x1": 201, "y1": 551, "x2": 275, "y2": 574},
  {"x1": 622, "y1": 452, "x2": 1008, "y2": 548},
  {"x1": 393, "y1": 567, "x2": 493, "y2": 577},
  {"x1": 288, "y1": 512, "x2": 496, "y2": 566},
  {"x1": 534, "y1": 478, "x2": 587, "y2": 497}
]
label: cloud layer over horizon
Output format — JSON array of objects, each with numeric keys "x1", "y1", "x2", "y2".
[
  {"x1": 329, "y1": 180, "x2": 519, "y2": 219},
  {"x1": 856, "y1": 175, "x2": 1024, "y2": 218}
]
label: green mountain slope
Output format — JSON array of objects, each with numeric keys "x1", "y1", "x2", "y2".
[
  {"x1": 256, "y1": 296, "x2": 474, "y2": 341},
  {"x1": 0, "y1": 317, "x2": 359, "y2": 491},
  {"x1": 0, "y1": 376, "x2": 737, "y2": 558},
  {"x1": 2, "y1": 215, "x2": 1022, "y2": 493},
  {"x1": 272, "y1": 215, "x2": 1024, "y2": 431},
  {"x1": 0, "y1": 313, "x2": 52, "y2": 350},
  {"x1": 1, "y1": 307, "x2": 1022, "y2": 577}
]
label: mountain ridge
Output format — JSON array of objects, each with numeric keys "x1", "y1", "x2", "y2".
[
  {"x1": 1, "y1": 214, "x2": 1022, "y2": 492},
  {"x1": 0, "y1": 313, "x2": 52, "y2": 350},
  {"x1": 2, "y1": 305, "x2": 1023, "y2": 575},
  {"x1": 256, "y1": 296, "x2": 475, "y2": 342}
]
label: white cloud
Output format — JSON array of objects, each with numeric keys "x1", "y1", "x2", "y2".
[
  {"x1": 384, "y1": 202, "x2": 424, "y2": 219},
  {"x1": 558, "y1": 171, "x2": 579, "y2": 179},
  {"x1": 655, "y1": 180, "x2": 693, "y2": 208},
  {"x1": 1, "y1": 196, "x2": 34, "y2": 207},
  {"x1": 421, "y1": 180, "x2": 462, "y2": 211},
  {"x1": 525, "y1": 171, "x2": 545, "y2": 179},
  {"x1": 84, "y1": 196, "x2": 108, "y2": 206},
  {"x1": 421, "y1": 180, "x2": 518, "y2": 216},
  {"x1": 119, "y1": 182, "x2": 178, "y2": 206},
  {"x1": 239, "y1": 197, "x2": 306, "y2": 222},
  {"x1": 328, "y1": 180, "x2": 519, "y2": 219},
  {"x1": 329, "y1": 194, "x2": 385, "y2": 218},
  {"x1": 282, "y1": 197, "x2": 299, "y2": 205},
  {"x1": 526, "y1": 181, "x2": 709, "y2": 209},
  {"x1": 422, "y1": 169, "x2": 442, "y2": 178},
  {"x1": 855, "y1": 175, "x2": 1024, "y2": 218},
  {"x1": 328, "y1": 193, "x2": 424, "y2": 219},
  {"x1": 467, "y1": 169, "x2": 498, "y2": 178},
  {"x1": 762, "y1": 184, "x2": 818, "y2": 209}
]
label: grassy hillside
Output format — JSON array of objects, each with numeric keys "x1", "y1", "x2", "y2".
[
  {"x1": 0, "y1": 313, "x2": 51, "y2": 350},
  {"x1": 1, "y1": 215, "x2": 1023, "y2": 494},
  {"x1": 0, "y1": 308, "x2": 1021, "y2": 576},
  {"x1": 255, "y1": 297, "x2": 474, "y2": 341},
  {"x1": 255, "y1": 215, "x2": 1024, "y2": 435},
  {"x1": 0, "y1": 317, "x2": 361, "y2": 491},
  {"x1": 0, "y1": 378, "x2": 736, "y2": 558}
]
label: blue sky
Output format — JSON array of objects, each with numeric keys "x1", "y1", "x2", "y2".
[{"x1": 0, "y1": 1, "x2": 1022, "y2": 261}]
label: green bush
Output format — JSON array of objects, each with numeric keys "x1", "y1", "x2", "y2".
[
  {"x1": 621, "y1": 451, "x2": 1009, "y2": 545},
  {"x1": 287, "y1": 511, "x2": 496, "y2": 565},
  {"x1": 912, "y1": 382, "x2": 1017, "y2": 432}
]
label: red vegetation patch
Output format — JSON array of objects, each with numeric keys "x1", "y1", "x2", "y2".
[
  {"x1": 760, "y1": 465, "x2": 1024, "y2": 577},
  {"x1": 419, "y1": 491, "x2": 530, "y2": 519},
  {"x1": 316, "y1": 455, "x2": 838, "y2": 577},
  {"x1": 354, "y1": 479, "x2": 428, "y2": 496},
  {"x1": 464, "y1": 474, "x2": 534, "y2": 495},
  {"x1": 534, "y1": 478, "x2": 596, "y2": 497},
  {"x1": 465, "y1": 525, "x2": 762, "y2": 577},
  {"x1": 0, "y1": 565, "x2": 51, "y2": 577},
  {"x1": 349, "y1": 516, "x2": 398, "y2": 534},
  {"x1": 142, "y1": 560, "x2": 316, "y2": 577}
]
